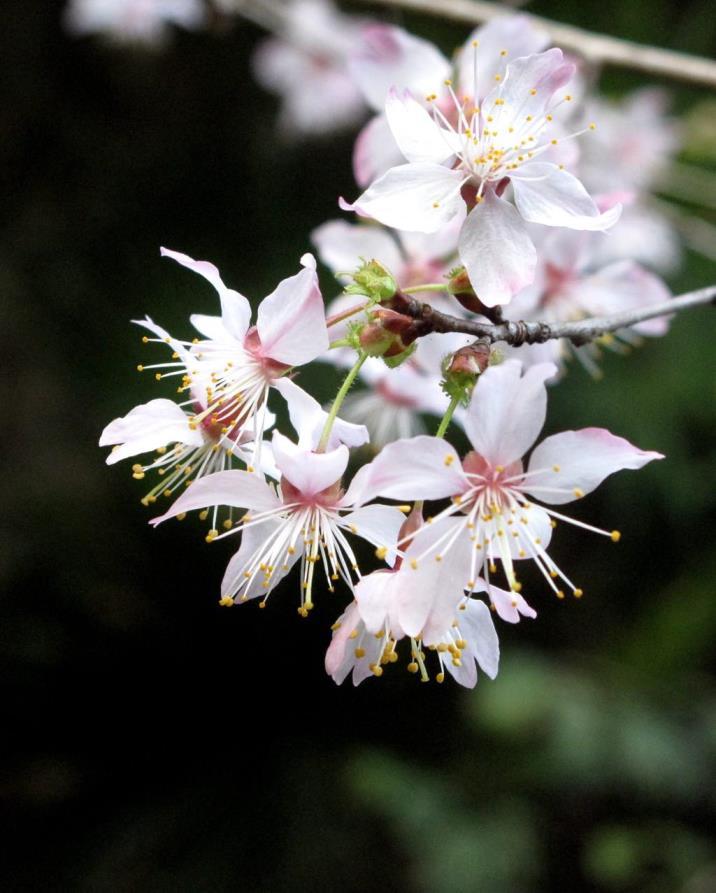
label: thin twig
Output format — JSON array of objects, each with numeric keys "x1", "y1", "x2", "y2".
[
  {"x1": 389, "y1": 285, "x2": 715, "y2": 346},
  {"x1": 350, "y1": 0, "x2": 716, "y2": 88}
]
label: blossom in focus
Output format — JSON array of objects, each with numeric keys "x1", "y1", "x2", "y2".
[
  {"x1": 347, "y1": 360, "x2": 663, "y2": 599},
  {"x1": 135, "y1": 248, "x2": 331, "y2": 459},
  {"x1": 251, "y1": 0, "x2": 368, "y2": 136},
  {"x1": 63, "y1": 0, "x2": 205, "y2": 44},
  {"x1": 349, "y1": 16, "x2": 549, "y2": 186},
  {"x1": 342, "y1": 49, "x2": 622, "y2": 307},
  {"x1": 504, "y1": 226, "x2": 672, "y2": 375},
  {"x1": 151, "y1": 430, "x2": 405, "y2": 612}
]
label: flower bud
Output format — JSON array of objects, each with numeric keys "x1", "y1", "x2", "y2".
[
  {"x1": 447, "y1": 342, "x2": 491, "y2": 377},
  {"x1": 358, "y1": 308, "x2": 422, "y2": 359},
  {"x1": 448, "y1": 267, "x2": 504, "y2": 320},
  {"x1": 345, "y1": 259, "x2": 397, "y2": 302}
]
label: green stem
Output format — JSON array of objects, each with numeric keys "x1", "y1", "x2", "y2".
[
  {"x1": 317, "y1": 352, "x2": 367, "y2": 452},
  {"x1": 402, "y1": 283, "x2": 448, "y2": 294},
  {"x1": 435, "y1": 392, "x2": 461, "y2": 439}
]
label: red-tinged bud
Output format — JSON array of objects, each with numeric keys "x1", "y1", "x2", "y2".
[
  {"x1": 358, "y1": 321, "x2": 397, "y2": 357},
  {"x1": 447, "y1": 268, "x2": 504, "y2": 322},
  {"x1": 359, "y1": 309, "x2": 423, "y2": 357},
  {"x1": 447, "y1": 341, "x2": 491, "y2": 377}
]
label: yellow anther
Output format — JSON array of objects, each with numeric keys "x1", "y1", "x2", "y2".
[
  {"x1": 410, "y1": 559, "x2": 418, "y2": 570},
  {"x1": 573, "y1": 588, "x2": 584, "y2": 598},
  {"x1": 176, "y1": 512, "x2": 186, "y2": 521},
  {"x1": 432, "y1": 201, "x2": 440, "y2": 208},
  {"x1": 573, "y1": 488, "x2": 584, "y2": 498},
  {"x1": 331, "y1": 621, "x2": 342, "y2": 631},
  {"x1": 589, "y1": 122, "x2": 596, "y2": 130},
  {"x1": 370, "y1": 664, "x2": 383, "y2": 677},
  {"x1": 222, "y1": 519, "x2": 233, "y2": 530},
  {"x1": 546, "y1": 114, "x2": 553, "y2": 122},
  {"x1": 436, "y1": 672, "x2": 445, "y2": 683},
  {"x1": 132, "y1": 472, "x2": 145, "y2": 480},
  {"x1": 435, "y1": 554, "x2": 442, "y2": 562},
  {"x1": 611, "y1": 530, "x2": 621, "y2": 542},
  {"x1": 398, "y1": 505, "x2": 411, "y2": 513},
  {"x1": 205, "y1": 529, "x2": 218, "y2": 543},
  {"x1": 494, "y1": 74, "x2": 502, "y2": 81},
  {"x1": 219, "y1": 596, "x2": 233, "y2": 607},
  {"x1": 556, "y1": 590, "x2": 565, "y2": 599},
  {"x1": 475, "y1": 195, "x2": 483, "y2": 204},
  {"x1": 551, "y1": 138, "x2": 559, "y2": 145},
  {"x1": 136, "y1": 364, "x2": 144, "y2": 372},
  {"x1": 407, "y1": 662, "x2": 419, "y2": 674},
  {"x1": 512, "y1": 582, "x2": 522, "y2": 593},
  {"x1": 552, "y1": 465, "x2": 560, "y2": 472},
  {"x1": 452, "y1": 658, "x2": 462, "y2": 667},
  {"x1": 375, "y1": 546, "x2": 388, "y2": 560},
  {"x1": 489, "y1": 563, "x2": 497, "y2": 574},
  {"x1": 444, "y1": 454, "x2": 454, "y2": 466},
  {"x1": 444, "y1": 78, "x2": 452, "y2": 86},
  {"x1": 495, "y1": 465, "x2": 505, "y2": 473},
  {"x1": 354, "y1": 647, "x2": 366, "y2": 659},
  {"x1": 154, "y1": 373, "x2": 162, "y2": 381},
  {"x1": 199, "y1": 510, "x2": 208, "y2": 521},
  {"x1": 526, "y1": 115, "x2": 533, "y2": 122},
  {"x1": 564, "y1": 94, "x2": 572, "y2": 101}
]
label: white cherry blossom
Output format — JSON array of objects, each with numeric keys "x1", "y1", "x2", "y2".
[{"x1": 63, "y1": 0, "x2": 205, "y2": 44}]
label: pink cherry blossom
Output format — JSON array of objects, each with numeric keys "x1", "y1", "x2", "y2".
[
  {"x1": 345, "y1": 360, "x2": 663, "y2": 599},
  {"x1": 63, "y1": 0, "x2": 205, "y2": 44},
  {"x1": 349, "y1": 16, "x2": 549, "y2": 186},
  {"x1": 251, "y1": 0, "x2": 368, "y2": 136},
  {"x1": 342, "y1": 49, "x2": 622, "y2": 307},
  {"x1": 151, "y1": 430, "x2": 405, "y2": 612},
  {"x1": 136, "y1": 248, "x2": 331, "y2": 457}
]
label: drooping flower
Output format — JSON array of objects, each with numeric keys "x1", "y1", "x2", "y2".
[
  {"x1": 251, "y1": 0, "x2": 368, "y2": 136},
  {"x1": 151, "y1": 430, "x2": 405, "y2": 612},
  {"x1": 345, "y1": 360, "x2": 663, "y2": 599},
  {"x1": 136, "y1": 248, "x2": 331, "y2": 457},
  {"x1": 349, "y1": 16, "x2": 549, "y2": 186},
  {"x1": 63, "y1": 0, "x2": 205, "y2": 44},
  {"x1": 342, "y1": 49, "x2": 622, "y2": 307}
]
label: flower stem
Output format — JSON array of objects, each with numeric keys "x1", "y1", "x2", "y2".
[
  {"x1": 402, "y1": 283, "x2": 448, "y2": 294},
  {"x1": 435, "y1": 392, "x2": 461, "y2": 439},
  {"x1": 326, "y1": 301, "x2": 369, "y2": 328},
  {"x1": 317, "y1": 352, "x2": 368, "y2": 452}
]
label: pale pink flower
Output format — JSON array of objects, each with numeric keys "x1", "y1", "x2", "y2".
[
  {"x1": 63, "y1": 0, "x2": 205, "y2": 44},
  {"x1": 136, "y1": 248, "x2": 331, "y2": 456},
  {"x1": 345, "y1": 360, "x2": 663, "y2": 599},
  {"x1": 251, "y1": 0, "x2": 367, "y2": 136},
  {"x1": 151, "y1": 431, "x2": 405, "y2": 611},
  {"x1": 342, "y1": 49, "x2": 622, "y2": 307},
  {"x1": 349, "y1": 16, "x2": 549, "y2": 186}
]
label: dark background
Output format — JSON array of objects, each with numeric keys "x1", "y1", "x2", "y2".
[{"x1": 2, "y1": 1, "x2": 715, "y2": 890}]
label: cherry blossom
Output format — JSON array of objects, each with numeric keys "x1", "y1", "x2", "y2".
[
  {"x1": 63, "y1": 0, "x2": 205, "y2": 44},
  {"x1": 349, "y1": 16, "x2": 549, "y2": 186},
  {"x1": 345, "y1": 360, "x2": 663, "y2": 599},
  {"x1": 151, "y1": 431, "x2": 405, "y2": 612},
  {"x1": 342, "y1": 49, "x2": 622, "y2": 307},
  {"x1": 251, "y1": 0, "x2": 368, "y2": 136}
]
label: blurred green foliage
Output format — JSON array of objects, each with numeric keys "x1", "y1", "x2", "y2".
[{"x1": 1, "y1": 1, "x2": 714, "y2": 891}]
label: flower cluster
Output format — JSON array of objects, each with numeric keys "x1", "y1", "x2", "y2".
[{"x1": 100, "y1": 7, "x2": 678, "y2": 688}]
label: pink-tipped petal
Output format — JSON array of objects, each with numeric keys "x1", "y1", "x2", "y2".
[
  {"x1": 525, "y1": 428, "x2": 664, "y2": 505},
  {"x1": 100, "y1": 399, "x2": 204, "y2": 464},
  {"x1": 458, "y1": 190, "x2": 537, "y2": 307},
  {"x1": 354, "y1": 569, "x2": 395, "y2": 633},
  {"x1": 342, "y1": 163, "x2": 466, "y2": 233},
  {"x1": 256, "y1": 260, "x2": 329, "y2": 366},
  {"x1": 465, "y1": 360, "x2": 557, "y2": 466},
  {"x1": 272, "y1": 431, "x2": 348, "y2": 497},
  {"x1": 160, "y1": 247, "x2": 252, "y2": 340}
]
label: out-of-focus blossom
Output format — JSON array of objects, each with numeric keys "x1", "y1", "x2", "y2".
[
  {"x1": 342, "y1": 49, "x2": 621, "y2": 307},
  {"x1": 505, "y1": 226, "x2": 672, "y2": 374},
  {"x1": 349, "y1": 16, "x2": 549, "y2": 186},
  {"x1": 152, "y1": 431, "x2": 405, "y2": 611},
  {"x1": 63, "y1": 0, "x2": 205, "y2": 44},
  {"x1": 251, "y1": 0, "x2": 368, "y2": 136},
  {"x1": 345, "y1": 360, "x2": 663, "y2": 599}
]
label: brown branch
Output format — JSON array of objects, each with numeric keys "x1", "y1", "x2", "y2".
[
  {"x1": 350, "y1": 0, "x2": 716, "y2": 88},
  {"x1": 389, "y1": 285, "x2": 716, "y2": 347}
]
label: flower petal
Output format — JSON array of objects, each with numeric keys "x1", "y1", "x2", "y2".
[
  {"x1": 349, "y1": 23, "x2": 451, "y2": 112},
  {"x1": 525, "y1": 428, "x2": 664, "y2": 504},
  {"x1": 483, "y1": 48, "x2": 574, "y2": 120},
  {"x1": 342, "y1": 435, "x2": 468, "y2": 506},
  {"x1": 273, "y1": 376, "x2": 369, "y2": 451},
  {"x1": 340, "y1": 504, "x2": 405, "y2": 566},
  {"x1": 311, "y1": 219, "x2": 403, "y2": 280},
  {"x1": 272, "y1": 431, "x2": 348, "y2": 497},
  {"x1": 385, "y1": 88, "x2": 456, "y2": 166},
  {"x1": 256, "y1": 256, "x2": 329, "y2": 366},
  {"x1": 472, "y1": 579, "x2": 537, "y2": 624},
  {"x1": 458, "y1": 190, "x2": 537, "y2": 307},
  {"x1": 220, "y1": 518, "x2": 301, "y2": 603},
  {"x1": 354, "y1": 569, "x2": 395, "y2": 633},
  {"x1": 100, "y1": 398, "x2": 204, "y2": 464},
  {"x1": 160, "y1": 247, "x2": 252, "y2": 340},
  {"x1": 511, "y1": 164, "x2": 622, "y2": 231},
  {"x1": 458, "y1": 599, "x2": 500, "y2": 679},
  {"x1": 464, "y1": 360, "x2": 557, "y2": 466},
  {"x1": 352, "y1": 113, "x2": 405, "y2": 188},
  {"x1": 340, "y1": 163, "x2": 465, "y2": 234},
  {"x1": 150, "y1": 469, "x2": 280, "y2": 526}
]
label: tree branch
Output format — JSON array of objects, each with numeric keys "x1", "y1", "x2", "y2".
[
  {"x1": 350, "y1": 0, "x2": 716, "y2": 88},
  {"x1": 389, "y1": 285, "x2": 716, "y2": 347}
]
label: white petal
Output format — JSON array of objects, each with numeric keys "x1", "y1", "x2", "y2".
[
  {"x1": 256, "y1": 261, "x2": 329, "y2": 366},
  {"x1": 484, "y1": 48, "x2": 574, "y2": 120},
  {"x1": 349, "y1": 23, "x2": 451, "y2": 111},
  {"x1": 458, "y1": 190, "x2": 537, "y2": 307},
  {"x1": 459, "y1": 599, "x2": 500, "y2": 679},
  {"x1": 342, "y1": 435, "x2": 468, "y2": 506},
  {"x1": 354, "y1": 569, "x2": 395, "y2": 633},
  {"x1": 272, "y1": 431, "x2": 348, "y2": 497},
  {"x1": 273, "y1": 377, "x2": 369, "y2": 451},
  {"x1": 465, "y1": 360, "x2": 557, "y2": 466},
  {"x1": 311, "y1": 219, "x2": 403, "y2": 279},
  {"x1": 385, "y1": 88, "x2": 456, "y2": 166},
  {"x1": 511, "y1": 164, "x2": 622, "y2": 231},
  {"x1": 160, "y1": 247, "x2": 251, "y2": 340},
  {"x1": 525, "y1": 428, "x2": 664, "y2": 505},
  {"x1": 100, "y1": 399, "x2": 204, "y2": 464},
  {"x1": 353, "y1": 113, "x2": 405, "y2": 188},
  {"x1": 220, "y1": 518, "x2": 301, "y2": 602},
  {"x1": 150, "y1": 470, "x2": 280, "y2": 525},
  {"x1": 472, "y1": 579, "x2": 537, "y2": 624},
  {"x1": 340, "y1": 504, "x2": 405, "y2": 566},
  {"x1": 340, "y1": 163, "x2": 466, "y2": 234},
  {"x1": 189, "y1": 313, "x2": 237, "y2": 342}
]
